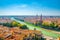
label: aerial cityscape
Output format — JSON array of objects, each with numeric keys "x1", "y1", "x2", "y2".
[{"x1": 0, "y1": 0, "x2": 60, "y2": 40}]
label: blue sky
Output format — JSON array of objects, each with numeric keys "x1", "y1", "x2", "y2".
[{"x1": 0, "y1": 0, "x2": 60, "y2": 16}]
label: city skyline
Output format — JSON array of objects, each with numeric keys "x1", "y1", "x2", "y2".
[{"x1": 0, "y1": 0, "x2": 60, "y2": 16}]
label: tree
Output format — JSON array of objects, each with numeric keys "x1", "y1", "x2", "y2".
[
  {"x1": 17, "y1": 24, "x2": 22, "y2": 27},
  {"x1": 20, "y1": 25, "x2": 28, "y2": 29},
  {"x1": 49, "y1": 22, "x2": 55, "y2": 28},
  {"x1": 11, "y1": 21, "x2": 18, "y2": 27},
  {"x1": 0, "y1": 38, "x2": 4, "y2": 40}
]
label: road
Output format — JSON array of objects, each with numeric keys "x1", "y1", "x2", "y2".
[{"x1": 11, "y1": 17, "x2": 60, "y2": 39}]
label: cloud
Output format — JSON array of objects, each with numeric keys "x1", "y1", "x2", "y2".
[
  {"x1": 0, "y1": 3, "x2": 60, "y2": 16},
  {"x1": 8, "y1": 4, "x2": 28, "y2": 9},
  {"x1": 20, "y1": 4, "x2": 27, "y2": 8}
]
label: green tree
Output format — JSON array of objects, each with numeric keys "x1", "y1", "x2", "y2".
[
  {"x1": 20, "y1": 25, "x2": 28, "y2": 29},
  {"x1": 0, "y1": 38, "x2": 4, "y2": 40},
  {"x1": 50, "y1": 22, "x2": 55, "y2": 28}
]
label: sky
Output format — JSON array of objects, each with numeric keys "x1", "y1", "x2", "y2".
[{"x1": 0, "y1": 0, "x2": 60, "y2": 16}]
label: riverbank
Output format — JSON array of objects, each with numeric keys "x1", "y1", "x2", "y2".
[{"x1": 11, "y1": 17, "x2": 60, "y2": 39}]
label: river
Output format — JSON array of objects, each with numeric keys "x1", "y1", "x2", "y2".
[{"x1": 11, "y1": 17, "x2": 60, "y2": 39}]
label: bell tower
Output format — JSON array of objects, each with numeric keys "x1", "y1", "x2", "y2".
[{"x1": 40, "y1": 14, "x2": 42, "y2": 25}]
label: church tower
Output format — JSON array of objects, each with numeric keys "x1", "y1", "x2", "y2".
[{"x1": 40, "y1": 14, "x2": 42, "y2": 25}]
